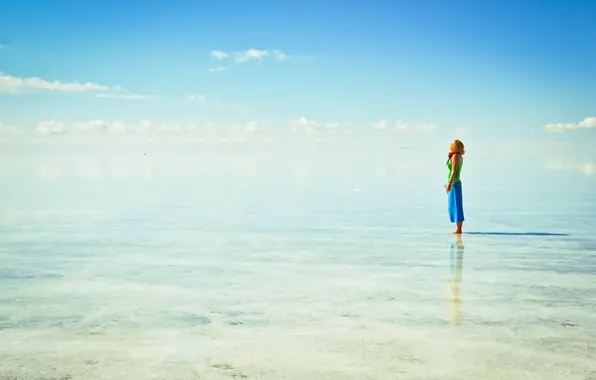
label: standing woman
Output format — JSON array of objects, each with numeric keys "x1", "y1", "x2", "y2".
[{"x1": 446, "y1": 140, "x2": 465, "y2": 234}]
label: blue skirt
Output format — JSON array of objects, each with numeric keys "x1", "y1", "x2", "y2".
[{"x1": 448, "y1": 181, "x2": 464, "y2": 223}]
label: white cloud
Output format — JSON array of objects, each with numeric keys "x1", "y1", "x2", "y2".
[
  {"x1": 70, "y1": 120, "x2": 154, "y2": 133},
  {"x1": 36, "y1": 120, "x2": 136, "y2": 134},
  {"x1": 229, "y1": 121, "x2": 265, "y2": 134},
  {"x1": 578, "y1": 117, "x2": 596, "y2": 128},
  {"x1": 234, "y1": 48, "x2": 269, "y2": 63},
  {"x1": 271, "y1": 50, "x2": 287, "y2": 60},
  {"x1": 209, "y1": 48, "x2": 288, "y2": 65},
  {"x1": 544, "y1": 116, "x2": 596, "y2": 132},
  {"x1": 394, "y1": 120, "x2": 436, "y2": 134},
  {"x1": 157, "y1": 123, "x2": 185, "y2": 133},
  {"x1": 544, "y1": 122, "x2": 578, "y2": 132},
  {"x1": 211, "y1": 50, "x2": 230, "y2": 60},
  {"x1": 325, "y1": 122, "x2": 342, "y2": 130},
  {"x1": 208, "y1": 66, "x2": 227, "y2": 72},
  {"x1": 36, "y1": 120, "x2": 67, "y2": 135},
  {"x1": 291, "y1": 117, "x2": 353, "y2": 133},
  {"x1": 372, "y1": 119, "x2": 387, "y2": 130},
  {"x1": 72, "y1": 120, "x2": 108, "y2": 132},
  {"x1": 291, "y1": 117, "x2": 318, "y2": 133},
  {"x1": 243, "y1": 122, "x2": 260, "y2": 133},
  {"x1": 87, "y1": 120, "x2": 156, "y2": 133},
  {"x1": 186, "y1": 94, "x2": 207, "y2": 102},
  {"x1": 97, "y1": 93, "x2": 154, "y2": 100},
  {"x1": 28, "y1": 120, "x2": 269, "y2": 138},
  {"x1": 109, "y1": 121, "x2": 132, "y2": 133},
  {"x1": 545, "y1": 162, "x2": 596, "y2": 176},
  {"x1": 372, "y1": 119, "x2": 436, "y2": 133},
  {"x1": 0, "y1": 72, "x2": 118, "y2": 94}
]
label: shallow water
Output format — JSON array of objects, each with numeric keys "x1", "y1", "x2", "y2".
[{"x1": 1, "y1": 152, "x2": 595, "y2": 380}]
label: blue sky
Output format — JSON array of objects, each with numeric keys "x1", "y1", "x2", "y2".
[{"x1": 0, "y1": 0, "x2": 595, "y2": 145}]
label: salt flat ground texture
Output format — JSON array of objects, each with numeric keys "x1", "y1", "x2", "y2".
[{"x1": 0, "y1": 152, "x2": 595, "y2": 380}]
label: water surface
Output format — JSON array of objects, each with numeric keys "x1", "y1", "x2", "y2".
[{"x1": 1, "y1": 151, "x2": 595, "y2": 379}]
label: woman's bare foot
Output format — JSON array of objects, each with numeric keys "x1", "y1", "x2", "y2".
[{"x1": 453, "y1": 222, "x2": 463, "y2": 234}]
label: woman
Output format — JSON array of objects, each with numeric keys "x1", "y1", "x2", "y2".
[{"x1": 446, "y1": 140, "x2": 465, "y2": 234}]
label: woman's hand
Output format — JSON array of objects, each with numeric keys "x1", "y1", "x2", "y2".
[{"x1": 445, "y1": 182, "x2": 452, "y2": 193}]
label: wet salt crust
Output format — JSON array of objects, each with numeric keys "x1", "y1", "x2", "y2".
[{"x1": 1, "y1": 166, "x2": 595, "y2": 379}]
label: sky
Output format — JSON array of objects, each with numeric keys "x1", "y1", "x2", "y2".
[{"x1": 0, "y1": 0, "x2": 595, "y2": 175}]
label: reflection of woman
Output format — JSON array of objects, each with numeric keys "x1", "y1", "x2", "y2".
[
  {"x1": 448, "y1": 235, "x2": 464, "y2": 326},
  {"x1": 446, "y1": 140, "x2": 465, "y2": 234}
]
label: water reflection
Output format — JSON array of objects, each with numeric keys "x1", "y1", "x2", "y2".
[
  {"x1": 447, "y1": 235, "x2": 464, "y2": 326},
  {"x1": 10, "y1": 152, "x2": 436, "y2": 182},
  {"x1": 545, "y1": 161, "x2": 596, "y2": 177}
]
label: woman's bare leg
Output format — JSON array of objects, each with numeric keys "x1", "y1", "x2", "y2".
[{"x1": 453, "y1": 222, "x2": 463, "y2": 234}]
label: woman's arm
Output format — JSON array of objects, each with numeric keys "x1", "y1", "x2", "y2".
[{"x1": 446, "y1": 154, "x2": 460, "y2": 192}]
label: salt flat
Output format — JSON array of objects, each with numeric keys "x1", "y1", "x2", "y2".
[{"x1": 0, "y1": 151, "x2": 594, "y2": 379}]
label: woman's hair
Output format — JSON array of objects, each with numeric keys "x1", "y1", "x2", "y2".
[{"x1": 451, "y1": 140, "x2": 465, "y2": 155}]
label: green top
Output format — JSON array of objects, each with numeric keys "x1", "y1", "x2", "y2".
[{"x1": 447, "y1": 155, "x2": 463, "y2": 182}]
